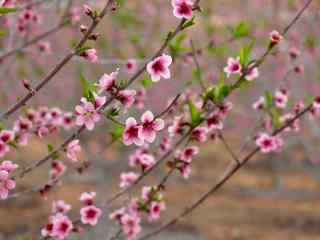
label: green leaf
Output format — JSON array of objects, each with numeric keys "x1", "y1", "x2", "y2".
[
  {"x1": 232, "y1": 21, "x2": 251, "y2": 39},
  {"x1": 47, "y1": 144, "x2": 60, "y2": 160},
  {"x1": 188, "y1": 100, "x2": 201, "y2": 126},
  {"x1": 182, "y1": 17, "x2": 196, "y2": 30},
  {"x1": 271, "y1": 108, "x2": 281, "y2": 130},
  {"x1": 0, "y1": 7, "x2": 17, "y2": 15},
  {"x1": 169, "y1": 32, "x2": 187, "y2": 57},
  {"x1": 239, "y1": 40, "x2": 255, "y2": 66},
  {"x1": 264, "y1": 91, "x2": 273, "y2": 108},
  {"x1": 110, "y1": 124, "x2": 124, "y2": 141},
  {"x1": 140, "y1": 76, "x2": 154, "y2": 88},
  {"x1": 79, "y1": 71, "x2": 96, "y2": 100}
]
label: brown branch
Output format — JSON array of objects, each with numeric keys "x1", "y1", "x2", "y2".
[
  {"x1": 0, "y1": 20, "x2": 69, "y2": 62},
  {"x1": 0, "y1": 0, "x2": 116, "y2": 121},
  {"x1": 138, "y1": 104, "x2": 313, "y2": 240},
  {"x1": 13, "y1": 17, "x2": 190, "y2": 181}
]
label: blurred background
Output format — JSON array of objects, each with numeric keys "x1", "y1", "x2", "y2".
[{"x1": 1, "y1": 0, "x2": 320, "y2": 239}]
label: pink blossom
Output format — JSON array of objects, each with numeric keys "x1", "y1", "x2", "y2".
[
  {"x1": 270, "y1": 30, "x2": 283, "y2": 44},
  {"x1": 83, "y1": 4, "x2": 93, "y2": 16},
  {"x1": 120, "y1": 213, "x2": 142, "y2": 240},
  {"x1": 109, "y1": 207, "x2": 126, "y2": 221},
  {"x1": 0, "y1": 161, "x2": 18, "y2": 173},
  {"x1": 38, "y1": 41, "x2": 51, "y2": 54},
  {"x1": 207, "y1": 113, "x2": 223, "y2": 130},
  {"x1": 176, "y1": 146, "x2": 199, "y2": 163},
  {"x1": 253, "y1": 96, "x2": 265, "y2": 110},
  {"x1": 191, "y1": 127, "x2": 208, "y2": 142},
  {"x1": 274, "y1": 89, "x2": 288, "y2": 109},
  {"x1": 245, "y1": 64, "x2": 259, "y2": 81},
  {"x1": 171, "y1": 0, "x2": 194, "y2": 19},
  {"x1": 139, "y1": 110, "x2": 164, "y2": 143},
  {"x1": 180, "y1": 164, "x2": 191, "y2": 179},
  {"x1": 123, "y1": 117, "x2": 144, "y2": 146},
  {"x1": 313, "y1": 96, "x2": 320, "y2": 110},
  {"x1": 13, "y1": 117, "x2": 32, "y2": 133},
  {"x1": 80, "y1": 192, "x2": 96, "y2": 206},
  {"x1": 126, "y1": 59, "x2": 137, "y2": 73},
  {"x1": 51, "y1": 214, "x2": 73, "y2": 240},
  {"x1": 117, "y1": 89, "x2": 136, "y2": 108},
  {"x1": 141, "y1": 186, "x2": 153, "y2": 201},
  {"x1": 224, "y1": 57, "x2": 242, "y2": 78},
  {"x1": 0, "y1": 130, "x2": 15, "y2": 143},
  {"x1": 41, "y1": 220, "x2": 54, "y2": 238},
  {"x1": 289, "y1": 47, "x2": 301, "y2": 59},
  {"x1": 83, "y1": 48, "x2": 98, "y2": 63},
  {"x1": 66, "y1": 139, "x2": 81, "y2": 162},
  {"x1": 52, "y1": 200, "x2": 72, "y2": 214},
  {"x1": 139, "y1": 153, "x2": 156, "y2": 171},
  {"x1": 62, "y1": 112, "x2": 74, "y2": 130},
  {"x1": 256, "y1": 133, "x2": 282, "y2": 153},
  {"x1": 97, "y1": 70, "x2": 119, "y2": 93},
  {"x1": 294, "y1": 64, "x2": 304, "y2": 74},
  {"x1": 147, "y1": 54, "x2": 172, "y2": 82},
  {"x1": 217, "y1": 101, "x2": 233, "y2": 118},
  {"x1": 50, "y1": 161, "x2": 66, "y2": 180},
  {"x1": 294, "y1": 101, "x2": 305, "y2": 114},
  {"x1": 129, "y1": 148, "x2": 147, "y2": 167},
  {"x1": 148, "y1": 201, "x2": 166, "y2": 222},
  {"x1": 0, "y1": 170, "x2": 16, "y2": 199},
  {"x1": 168, "y1": 116, "x2": 184, "y2": 137},
  {"x1": 93, "y1": 93, "x2": 106, "y2": 109},
  {"x1": 120, "y1": 172, "x2": 140, "y2": 188},
  {"x1": 75, "y1": 98, "x2": 101, "y2": 130},
  {"x1": 160, "y1": 136, "x2": 172, "y2": 153},
  {"x1": 80, "y1": 205, "x2": 102, "y2": 226}
]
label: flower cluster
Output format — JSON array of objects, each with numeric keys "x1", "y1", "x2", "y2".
[
  {"x1": 110, "y1": 186, "x2": 166, "y2": 240},
  {"x1": 0, "y1": 107, "x2": 74, "y2": 159},
  {"x1": 79, "y1": 192, "x2": 102, "y2": 226},
  {"x1": 123, "y1": 110, "x2": 165, "y2": 146},
  {"x1": 0, "y1": 161, "x2": 18, "y2": 200},
  {"x1": 41, "y1": 200, "x2": 73, "y2": 240},
  {"x1": 174, "y1": 146, "x2": 199, "y2": 178}
]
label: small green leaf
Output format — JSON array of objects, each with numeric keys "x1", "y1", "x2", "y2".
[
  {"x1": 110, "y1": 124, "x2": 124, "y2": 141},
  {"x1": 140, "y1": 76, "x2": 154, "y2": 88},
  {"x1": 271, "y1": 108, "x2": 281, "y2": 130},
  {"x1": 239, "y1": 40, "x2": 255, "y2": 66},
  {"x1": 47, "y1": 144, "x2": 60, "y2": 160},
  {"x1": 79, "y1": 71, "x2": 96, "y2": 100},
  {"x1": 231, "y1": 21, "x2": 251, "y2": 39},
  {"x1": 188, "y1": 100, "x2": 201, "y2": 126},
  {"x1": 264, "y1": 91, "x2": 273, "y2": 108},
  {"x1": 182, "y1": 17, "x2": 196, "y2": 30},
  {"x1": 0, "y1": 7, "x2": 17, "y2": 15}
]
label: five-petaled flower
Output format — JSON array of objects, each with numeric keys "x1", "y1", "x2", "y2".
[
  {"x1": 224, "y1": 57, "x2": 242, "y2": 78},
  {"x1": 80, "y1": 205, "x2": 102, "y2": 226},
  {"x1": 256, "y1": 133, "x2": 283, "y2": 153},
  {"x1": 147, "y1": 54, "x2": 172, "y2": 82},
  {"x1": 75, "y1": 97, "x2": 102, "y2": 130},
  {"x1": 123, "y1": 117, "x2": 143, "y2": 146},
  {"x1": 97, "y1": 69, "x2": 119, "y2": 93},
  {"x1": 139, "y1": 111, "x2": 165, "y2": 143},
  {"x1": 171, "y1": 0, "x2": 194, "y2": 19}
]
